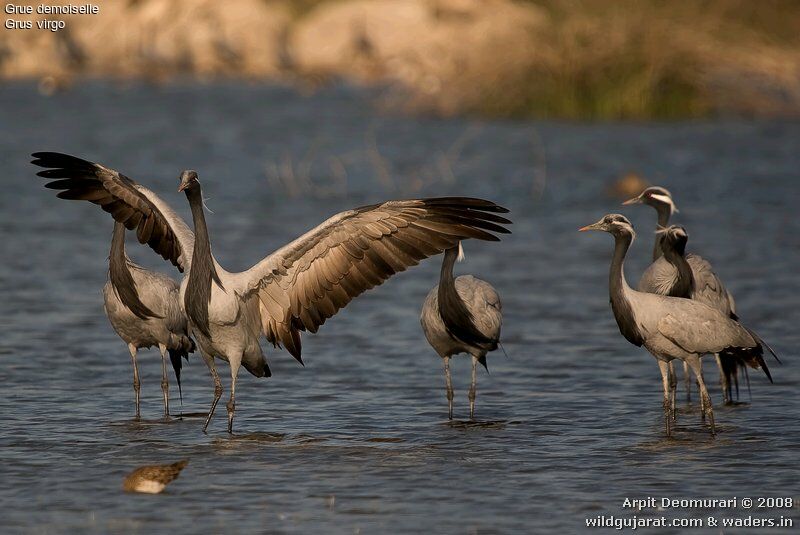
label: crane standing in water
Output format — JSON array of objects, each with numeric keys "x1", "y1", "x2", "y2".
[
  {"x1": 420, "y1": 243, "x2": 503, "y2": 420},
  {"x1": 580, "y1": 214, "x2": 773, "y2": 436},
  {"x1": 104, "y1": 221, "x2": 194, "y2": 418},
  {"x1": 623, "y1": 187, "x2": 740, "y2": 402},
  {"x1": 33, "y1": 152, "x2": 511, "y2": 433}
]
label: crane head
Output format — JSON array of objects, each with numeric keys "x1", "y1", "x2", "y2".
[
  {"x1": 622, "y1": 186, "x2": 678, "y2": 215},
  {"x1": 178, "y1": 170, "x2": 200, "y2": 192},
  {"x1": 657, "y1": 225, "x2": 689, "y2": 256},
  {"x1": 579, "y1": 214, "x2": 635, "y2": 237}
]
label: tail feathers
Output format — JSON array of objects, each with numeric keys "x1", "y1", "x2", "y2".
[
  {"x1": 744, "y1": 326, "x2": 781, "y2": 364},
  {"x1": 243, "y1": 357, "x2": 272, "y2": 379},
  {"x1": 742, "y1": 365, "x2": 752, "y2": 402},
  {"x1": 720, "y1": 345, "x2": 772, "y2": 384},
  {"x1": 477, "y1": 353, "x2": 488, "y2": 372},
  {"x1": 498, "y1": 341, "x2": 510, "y2": 359},
  {"x1": 758, "y1": 354, "x2": 773, "y2": 384},
  {"x1": 186, "y1": 336, "x2": 197, "y2": 354},
  {"x1": 718, "y1": 354, "x2": 740, "y2": 401},
  {"x1": 168, "y1": 349, "x2": 186, "y2": 408}
]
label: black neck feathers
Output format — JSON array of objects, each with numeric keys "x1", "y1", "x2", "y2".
[
  {"x1": 109, "y1": 221, "x2": 159, "y2": 320},
  {"x1": 184, "y1": 186, "x2": 223, "y2": 339},
  {"x1": 609, "y1": 232, "x2": 644, "y2": 347},
  {"x1": 652, "y1": 208, "x2": 671, "y2": 261},
  {"x1": 661, "y1": 235, "x2": 695, "y2": 298},
  {"x1": 437, "y1": 246, "x2": 496, "y2": 350}
]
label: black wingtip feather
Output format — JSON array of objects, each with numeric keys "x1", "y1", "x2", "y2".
[
  {"x1": 759, "y1": 356, "x2": 773, "y2": 383},
  {"x1": 168, "y1": 348, "x2": 184, "y2": 407},
  {"x1": 718, "y1": 355, "x2": 739, "y2": 401},
  {"x1": 744, "y1": 326, "x2": 782, "y2": 365},
  {"x1": 720, "y1": 344, "x2": 773, "y2": 384},
  {"x1": 31, "y1": 152, "x2": 98, "y2": 174},
  {"x1": 421, "y1": 197, "x2": 510, "y2": 213}
]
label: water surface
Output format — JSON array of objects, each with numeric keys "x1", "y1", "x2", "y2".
[{"x1": 0, "y1": 82, "x2": 798, "y2": 533}]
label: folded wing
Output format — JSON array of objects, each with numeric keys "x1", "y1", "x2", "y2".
[
  {"x1": 657, "y1": 304, "x2": 755, "y2": 355},
  {"x1": 686, "y1": 254, "x2": 734, "y2": 317}
]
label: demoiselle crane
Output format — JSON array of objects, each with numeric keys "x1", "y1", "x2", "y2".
[
  {"x1": 32, "y1": 152, "x2": 511, "y2": 433},
  {"x1": 104, "y1": 221, "x2": 195, "y2": 418},
  {"x1": 657, "y1": 225, "x2": 780, "y2": 402},
  {"x1": 420, "y1": 242, "x2": 502, "y2": 420},
  {"x1": 623, "y1": 186, "x2": 740, "y2": 402},
  {"x1": 579, "y1": 214, "x2": 773, "y2": 436}
]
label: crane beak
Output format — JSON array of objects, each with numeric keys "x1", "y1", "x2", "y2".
[
  {"x1": 622, "y1": 195, "x2": 642, "y2": 206},
  {"x1": 579, "y1": 221, "x2": 603, "y2": 232},
  {"x1": 178, "y1": 183, "x2": 188, "y2": 192}
]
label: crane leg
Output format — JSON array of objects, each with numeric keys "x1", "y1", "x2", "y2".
[
  {"x1": 682, "y1": 360, "x2": 692, "y2": 403},
  {"x1": 714, "y1": 354, "x2": 730, "y2": 404},
  {"x1": 128, "y1": 343, "x2": 141, "y2": 420},
  {"x1": 469, "y1": 355, "x2": 478, "y2": 420},
  {"x1": 226, "y1": 355, "x2": 241, "y2": 434},
  {"x1": 686, "y1": 356, "x2": 715, "y2": 436},
  {"x1": 159, "y1": 344, "x2": 170, "y2": 418},
  {"x1": 444, "y1": 356, "x2": 454, "y2": 420},
  {"x1": 202, "y1": 353, "x2": 223, "y2": 433},
  {"x1": 658, "y1": 360, "x2": 673, "y2": 437},
  {"x1": 668, "y1": 361, "x2": 677, "y2": 421}
]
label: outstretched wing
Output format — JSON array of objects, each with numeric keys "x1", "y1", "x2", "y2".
[
  {"x1": 232, "y1": 198, "x2": 511, "y2": 362},
  {"x1": 32, "y1": 152, "x2": 194, "y2": 271}
]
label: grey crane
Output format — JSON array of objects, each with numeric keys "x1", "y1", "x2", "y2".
[
  {"x1": 579, "y1": 214, "x2": 773, "y2": 436},
  {"x1": 420, "y1": 242, "x2": 502, "y2": 420},
  {"x1": 623, "y1": 186, "x2": 739, "y2": 402},
  {"x1": 32, "y1": 152, "x2": 511, "y2": 433},
  {"x1": 104, "y1": 221, "x2": 195, "y2": 418},
  {"x1": 656, "y1": 225, "x2": 780, "y2": 402}
]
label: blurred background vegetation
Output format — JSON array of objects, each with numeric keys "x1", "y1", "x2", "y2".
[{"x1": 2, "y1": 0, "x2": 798, "y2": 119}]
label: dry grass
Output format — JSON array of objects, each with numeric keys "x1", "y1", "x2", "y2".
[
  {"x1": 449, "y1": 0, "x2": 800, "y2": 119},
  {"x1": 2, "y1": 0, "x2": 798, "y2": 119}
]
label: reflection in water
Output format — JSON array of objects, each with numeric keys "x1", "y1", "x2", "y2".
[
  {"x1": 446, "y1": 419, "x2": 508, "y2": 430},
  {"x1": 178, "y1": 411, "x2": 212, "y2": 419},
  {"x1": 0, "y1": 83, "x2": 797, "y2": 532}
]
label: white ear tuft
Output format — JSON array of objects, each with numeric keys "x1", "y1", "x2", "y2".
[
  {"x1": 456, "y1": 241, "x2": 465, "y2": 262},
  {"x1": 202, "y1": 195, "x2": 214, "y2": 214},
  {"x1": 650, "y1": 193, "x2": 678, "y2": 215}
]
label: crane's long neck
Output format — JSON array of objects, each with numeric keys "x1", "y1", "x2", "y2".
[
  {"x1": 652, "y1": 207, "x2": 671, "y2": 261},
  {"x1": 437, "y1": 245, "x2": 495, "y2": 350},
  {"x1": 662, "y1": 241, "x2": 695, "y2": 298},
  {"x1": 437, "y1": 246, "x2": 460, "y2": 314},
  {"x1": 108, "y1": 221, "x2": 158, "y2": 319},
  {"x1": 610, "y1": 232, "x2": 644, "y2": 346},
  {"x1": 185, "y1": 186, "x2": 222, "y2": 338}
]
